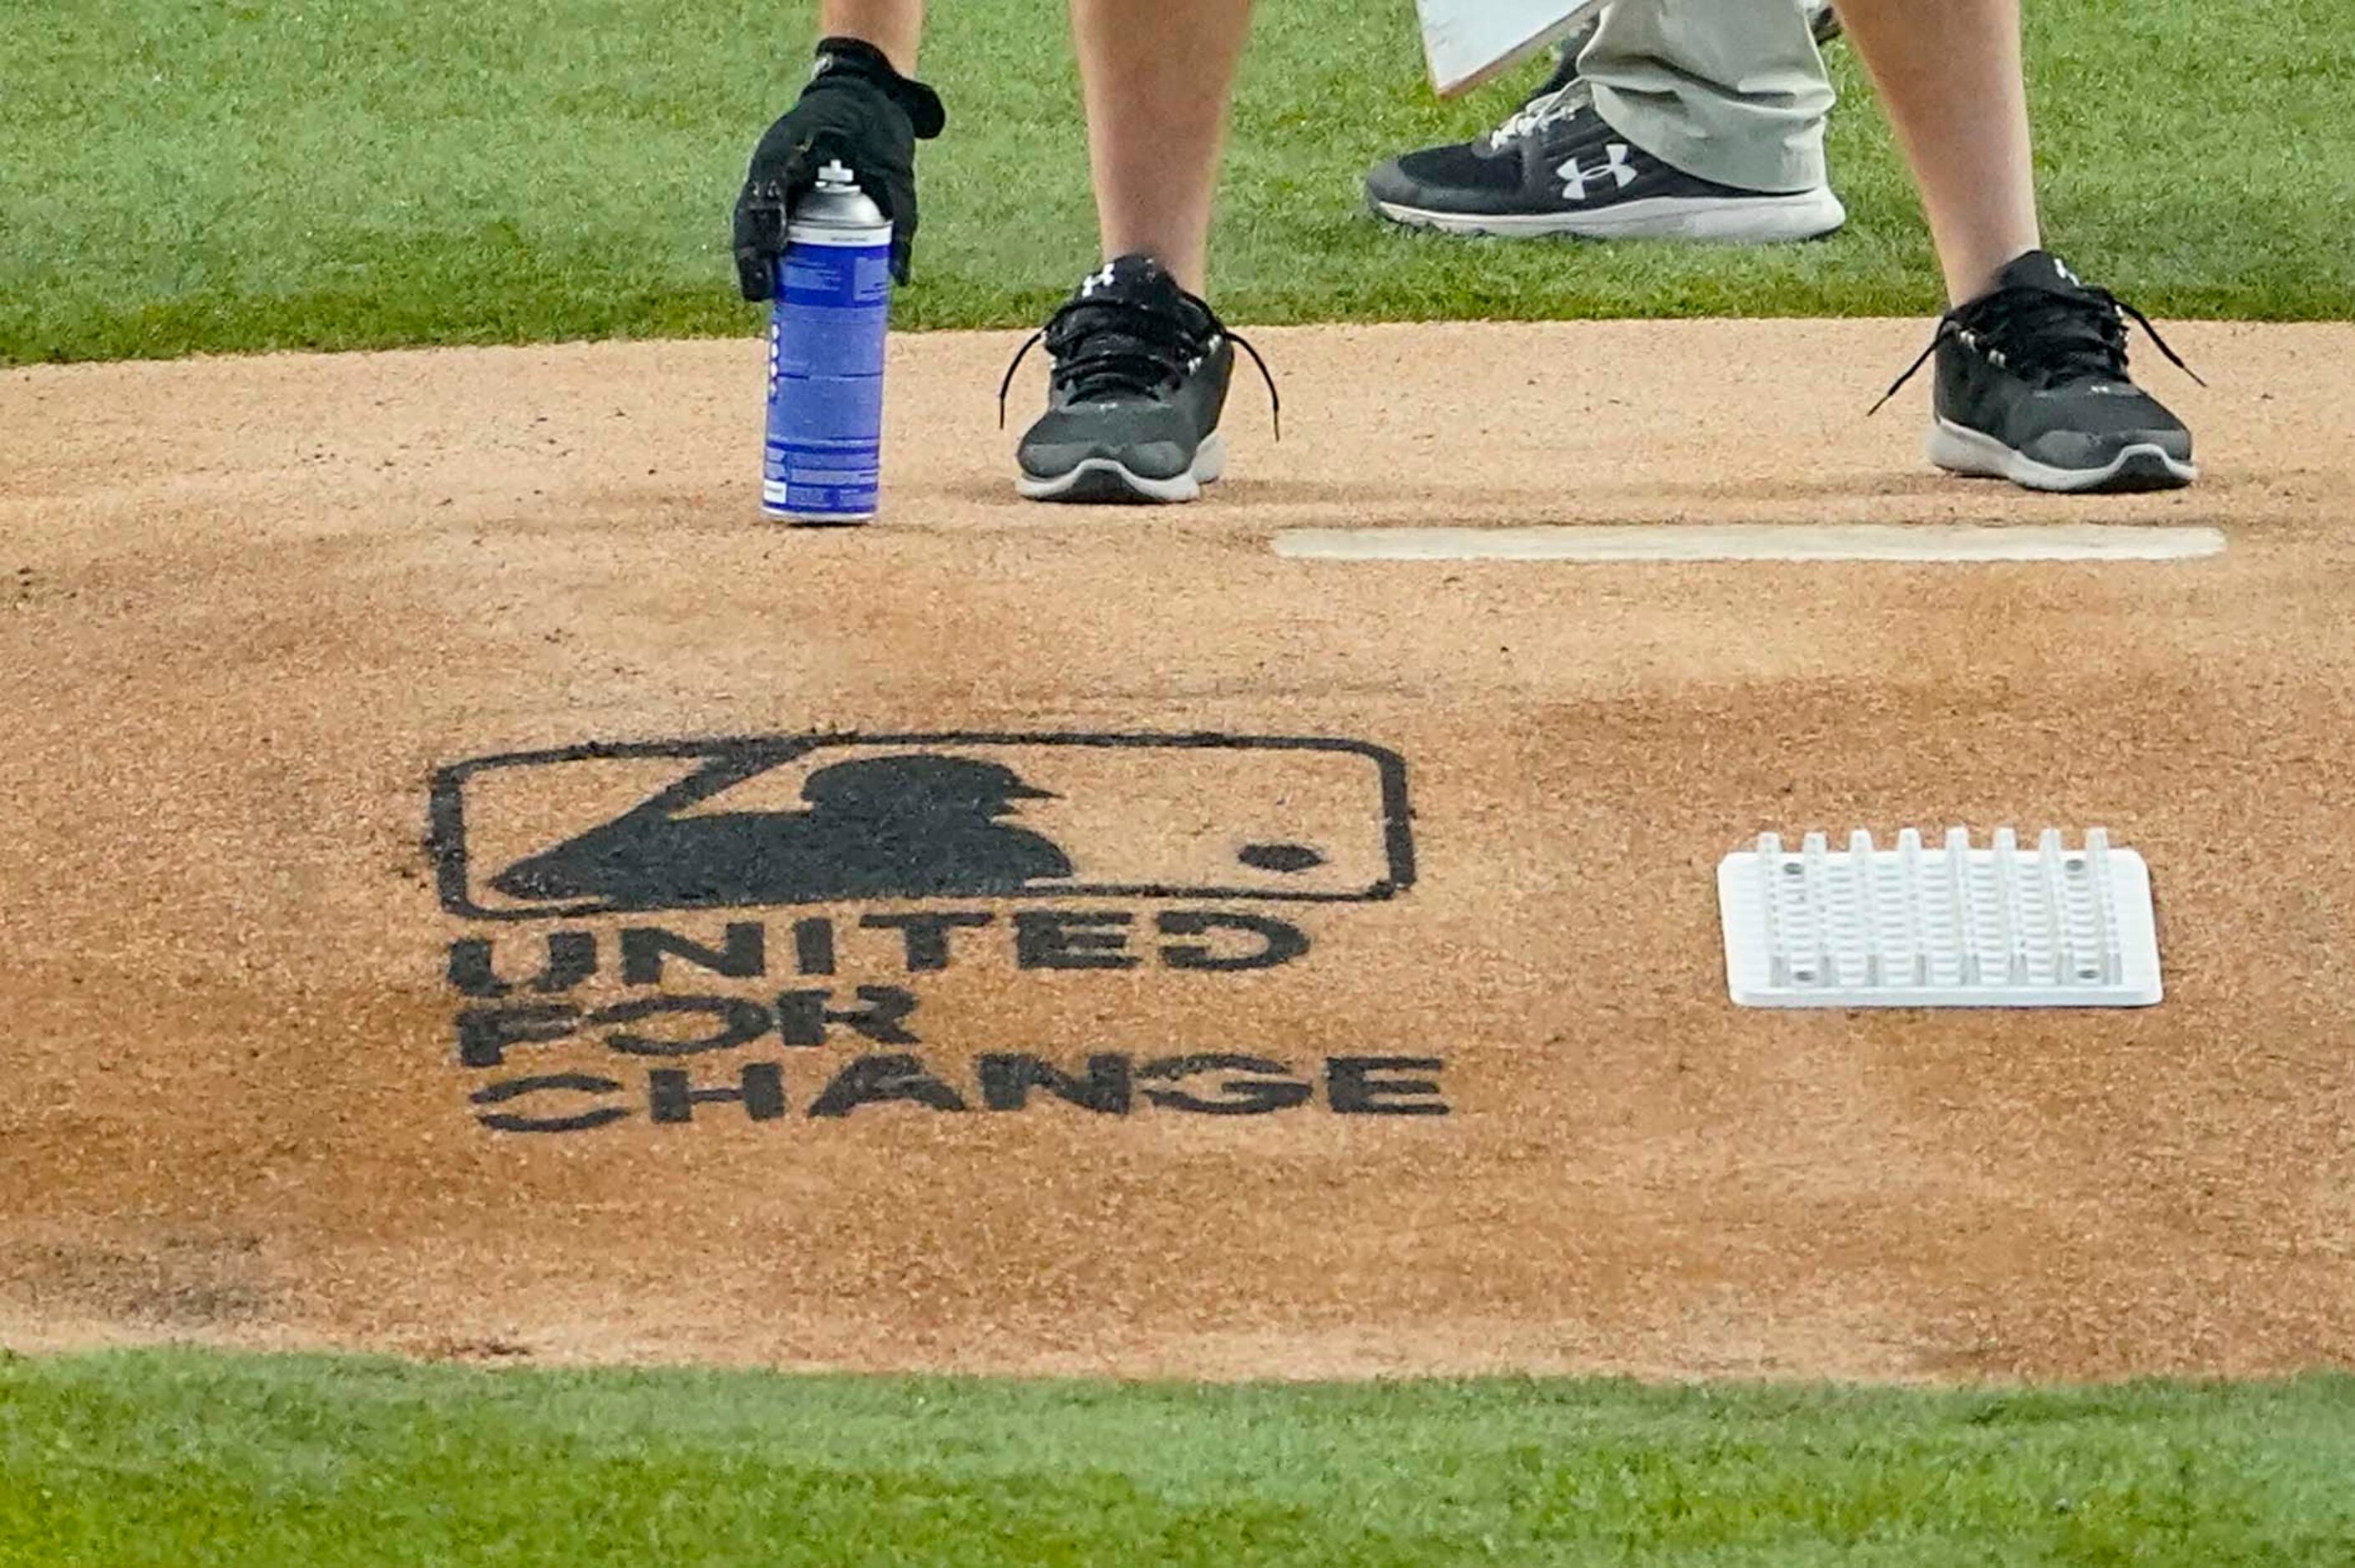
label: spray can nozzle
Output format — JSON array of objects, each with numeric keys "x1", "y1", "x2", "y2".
[{"x1": 814, "y1": 160, "x2": 859, "y2": 191}]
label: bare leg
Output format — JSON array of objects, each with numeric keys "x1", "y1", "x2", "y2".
[
  {"x1": 820, "y1": 0, "x2": 924, "y2": 73},
  {"x1": 1833, "y1": 0, "x2": 2040, "y2": 303},
  {"x1": 1069, "y1": 0, "x2": 1257, "y2": 295}
]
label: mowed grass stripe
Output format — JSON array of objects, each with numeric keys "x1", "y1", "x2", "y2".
[
  {"x1": 3, "y1": 0, "x2": 2352, "y2": 364},
  {"x1": 4, "y1": 1351, "x2": 2354, "y2": 1565}
]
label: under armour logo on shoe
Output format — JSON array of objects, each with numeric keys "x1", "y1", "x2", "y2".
[
  {"x1": 1081, "y1": 263, "x2": 1121, "y2": 297},
  {"x1": 1557, "y1": 144, "x2": 1637, "y2": 202}
]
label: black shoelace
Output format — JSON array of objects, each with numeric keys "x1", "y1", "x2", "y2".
[
  {"x1": 1869, "y1": 282, "x2": 2201, "y2": 417},
  {"x1": 997, "y1": 291, "x2": 1280, "y2": 438}
]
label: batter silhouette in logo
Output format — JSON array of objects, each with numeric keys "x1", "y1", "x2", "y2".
[
  {"x1": 491, "y1": 753, "x2": 1076, "y2": 909},
  {"x1": 433, "y1": 731, "x2": 1416, "y2": 918}
]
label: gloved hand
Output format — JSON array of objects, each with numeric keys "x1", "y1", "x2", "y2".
[{"x1": 733, "y1": 38, "x2": 945, "y2": 298}]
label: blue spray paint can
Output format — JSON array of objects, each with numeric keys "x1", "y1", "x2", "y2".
[{"x1": 762, "y1": 161, "x2": 893, "y2": 524}]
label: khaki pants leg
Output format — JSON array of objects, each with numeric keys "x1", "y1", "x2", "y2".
[{"x1": 1580, "y1": 0, "x2": 1836, "y2": 195}]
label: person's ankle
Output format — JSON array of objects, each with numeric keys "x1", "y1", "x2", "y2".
[{"x1": 1943, "y1": 240, "x2": 2044, "y2": 307}]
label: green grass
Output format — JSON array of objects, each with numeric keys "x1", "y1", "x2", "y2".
[
  {"x1": 3, "y1": 0, "x2": 2351, "y2": 363},
  {"x1": 3, "y1": 1352, "x2": 2354, "y2": 1565}
]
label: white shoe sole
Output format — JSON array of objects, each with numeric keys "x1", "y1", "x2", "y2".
[
  {"x1": 1926, "y1": 419, "x2": 2198, "y2": 494},
  {"x1": 1017, "y1": 431, "x2": 1228, "y2": 504},
  {"x1": 1371, "y1": 187, "x2": 1846, "y2": 244}
]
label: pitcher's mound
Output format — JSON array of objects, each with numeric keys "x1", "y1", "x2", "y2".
[{"x1": 3, "y1": 321, "x2": 2350, "y2": 1380}]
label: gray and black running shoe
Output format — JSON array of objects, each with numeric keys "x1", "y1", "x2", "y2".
[
  {"x1": 1002, "y1": 255, "x2": 1274, "y2": 503},
  {"x1": 1365, "y1": 3, "x2": 1845, "y2": 243},
  {"x1": 1876, "y1": 250, "x2": 2200, "y2": 493}
]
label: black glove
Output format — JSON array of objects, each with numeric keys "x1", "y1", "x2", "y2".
[{"x1": 733, "y1": 38, "x2": 945, "y2": 298}]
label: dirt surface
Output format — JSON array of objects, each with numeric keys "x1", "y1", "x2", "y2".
[{"x1": 2, "y1": 321, "x2": 2350, "y2": 1382}]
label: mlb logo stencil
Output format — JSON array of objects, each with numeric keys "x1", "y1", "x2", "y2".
[{"x1": 431, "y1": 732, "x2": 1416, "y2": 919}]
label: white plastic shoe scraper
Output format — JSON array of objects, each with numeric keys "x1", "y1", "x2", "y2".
[{"x1": 1717, "y1": 827, "x2": 2162, "y2": 1008}]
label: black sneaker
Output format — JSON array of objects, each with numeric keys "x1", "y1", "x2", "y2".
[
  {"x1": 1364, "y1": 40, "x2": 1843, "y2": 241},
  {"x1": 1000, "y1": 255, "x2": 1274, "y2": 503},
  {"x1": 1876, "y1": 251, "x2": 2200, "y2": 493}
]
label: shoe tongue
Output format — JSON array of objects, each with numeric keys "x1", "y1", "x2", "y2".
[
  {"x1": 1050, "y1": 255, "x2": 1204, "y2": 396},
  {"x1": 1964, "y1": 250, "x2": 2130, "y2": 385},
  {"x1": 1993, "y1": 249, "x2": 2090, "y2": 298},
  {"x1": 1084, "y1": 253, "x2": 1185, "y2": 309}
]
